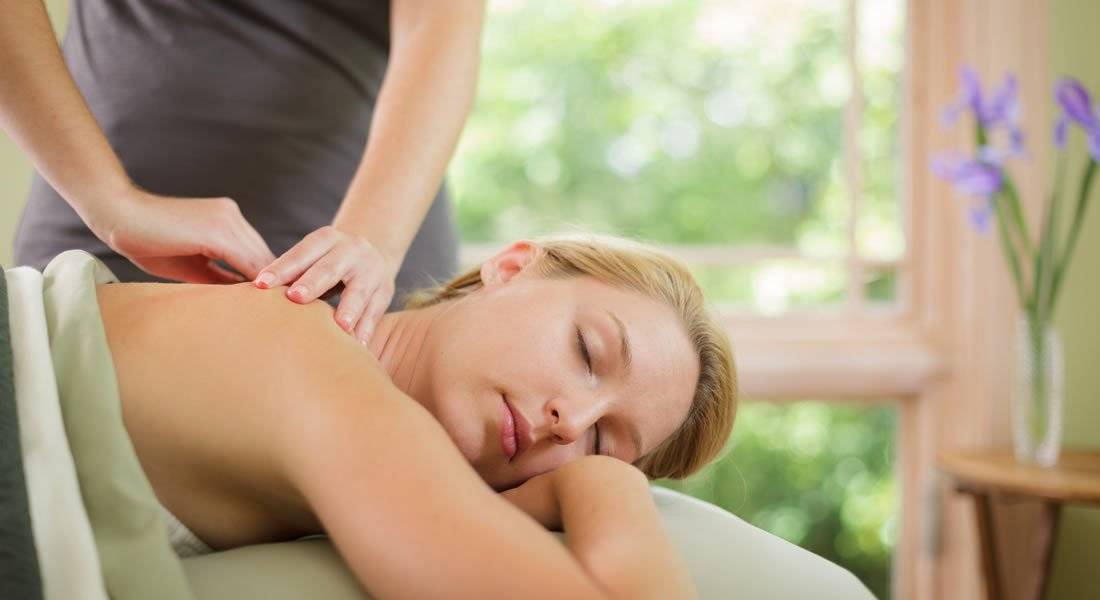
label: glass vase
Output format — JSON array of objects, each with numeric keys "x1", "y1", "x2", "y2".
[{"x1": 1011, "y1": 316, "x2": 1064, "y2": 467}]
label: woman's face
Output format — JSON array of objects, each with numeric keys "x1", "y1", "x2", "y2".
[{"x1": 419, "y1": 242, "x2": 699, "y2": 490}]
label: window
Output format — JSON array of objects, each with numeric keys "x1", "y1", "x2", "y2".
[{"x1": 452, "y1": 0, "x2": 904, "y2": 315}]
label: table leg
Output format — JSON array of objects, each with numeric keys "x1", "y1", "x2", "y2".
[
  {"x1": 971, "y1": 492, "x2": 1002, "y2": 600},
  {"x1": 1035, "y1": 502, "x2": 1062, "y2": 600}
]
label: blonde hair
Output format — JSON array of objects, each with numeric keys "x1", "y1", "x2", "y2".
[{"x1": 404, "y1": 233, "x2": 737, "y2": 480}]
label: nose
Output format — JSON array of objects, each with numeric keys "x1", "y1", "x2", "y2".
[{"x1": 546, "y1": 394, "x2": 605, "y2": 446}]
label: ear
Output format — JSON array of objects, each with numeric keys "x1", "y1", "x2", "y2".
[{"x1": 480, "y1": 240, "x2": 541, "y2": 289}]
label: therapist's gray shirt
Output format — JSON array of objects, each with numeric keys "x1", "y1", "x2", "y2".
[{"x1": 13, "y1": 0, "x2": 458, "y2": 310}]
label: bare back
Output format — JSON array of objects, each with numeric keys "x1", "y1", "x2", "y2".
[{"x1": 95, "y1": 282, "x2": 387, "y2": 550}]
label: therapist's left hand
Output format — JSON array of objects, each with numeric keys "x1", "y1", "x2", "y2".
[{"x1": 253, "y1": 225, "x2": 399, "y2": 344}]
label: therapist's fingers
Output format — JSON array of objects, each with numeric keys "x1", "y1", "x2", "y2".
[
  {"x1": 195, "y1": 196, "x2": 275, "y2": 280},
  {"x1": 136, "y1": 254, "x2": 247, "y2": 285},
  {"x1": 211, "y1": 231, "x2": 273, "y2": 281},
  {"x1": 284, "y1": 243, "x2": 356, "y2": 304},
  {"x1": 231, "y1": 220, "x2": 277, "y2": 278},
  {"x1": 106, "y1": 193, "x2": 275, "y2": 284},
  {"x1": 185, "y1": 195, "x2": 271, "y2": 280},
  {"x1": 353, "y1": 286, "x2": 390, "y2": 344},
  {"x1": 254, "y1": 229, "x2": 338, "y2": 291},
  {"x1": 205, "y1": 259, "x2": 250, "y2": 283},
  {"x1": 333, "y1": 275, "x2": 372, "y2": 333}
]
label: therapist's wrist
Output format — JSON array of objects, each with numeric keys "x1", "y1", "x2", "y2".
[
  {"x1": 75, "y1": 181, "x2": 148, "y2": 244},
  {"x1": 331, "y1": 222, "x2": 407, "y2": 271}
]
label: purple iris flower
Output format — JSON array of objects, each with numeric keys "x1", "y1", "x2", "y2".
[
  {"x1": 1056, "y1": 78, "x2": 1097, "y2": 129},
  {"x1": 942, "y1": 67, "x2": 1022, "y2": 135},
  {"x1": 1054, "y1": 117, "x2": 1069, "y2": 148},
  {"x1": 1053, "y1": 78, "x2": 1100, "y2": 159},
  {"x1": 931, "y1": 150, "x2": 1004, "y2": 234},
  {"x1": 967, "y1": 200, "x2": 994, "y2": 233},
  {"x1": 932, "y1": 153, "x2": 1004, "y2": 197}
]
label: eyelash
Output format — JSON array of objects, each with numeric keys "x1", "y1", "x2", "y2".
[
  {"x1": 576, "y1": 327, "x2": 602, "y2": 456},
  {"x1": 576, "y1": 327, "x2": 592, "y2": 374}
]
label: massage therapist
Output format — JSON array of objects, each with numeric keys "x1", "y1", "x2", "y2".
[{"x1": 1, "y1": 0, "x2": 485, "y2": 344}]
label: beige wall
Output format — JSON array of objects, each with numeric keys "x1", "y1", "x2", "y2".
[
  {"x1": 0, "y1": 0, "x2": 69, "y2": 265},
  {"x1": 0, "y1": 135, "x2": 32, "y2": 265},
  {"x1": 1047, "y1": 0, "x2": 1100, "y2": 597}
]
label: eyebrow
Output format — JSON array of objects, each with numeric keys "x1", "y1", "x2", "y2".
[
  {"x1": 605, "y1": 310, "x2": 641, "y2": 459},
  {"x1": 606, "y1": 309, "x2": 633, "y2": 376}
]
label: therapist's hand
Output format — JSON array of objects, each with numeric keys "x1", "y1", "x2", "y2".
[
  {"x1": 94, "y1": 189, "x2": 277, "y2": 284},
  {"x1": 253, "y1": 225, "x2": 399, "y2": 344}
]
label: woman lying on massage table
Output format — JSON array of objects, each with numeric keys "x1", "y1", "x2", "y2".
[{"x1": 94, "y1": 233, "x2": 738, "y2": 599}]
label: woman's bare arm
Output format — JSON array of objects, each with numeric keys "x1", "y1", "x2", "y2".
[
  {"x1": 556, "y1": 457, "x2": 697, "y2": 599},
  {"x1": 503, "y1": 457, "x2": 697, "y2": 599},
  {"x1": 278, "y1": 358, "x2": 693, "y2": 599}
]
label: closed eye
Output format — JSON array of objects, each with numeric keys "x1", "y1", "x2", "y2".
[
  {"x1": 576, "y1": 327, "x2": 602, "y2": 455},
  {"x1": 576, "y1": 327, "x2": 592, "y2": 375}
]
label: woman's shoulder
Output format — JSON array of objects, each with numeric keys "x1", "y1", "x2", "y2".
[
  {"x1": 97, "y1": 281, "x2": 401, "y2": 547},
  {"x1": 98, "y1": 279, "x2": 399, "y2": 439},
  {"x1": 97, "y1": 280, "x2": 339, "y2": 342}
]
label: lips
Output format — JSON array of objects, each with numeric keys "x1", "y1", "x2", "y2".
[
  {"x1": 503, "y1": 395, "x2": 532, "y2": 463},
  {"x1": 500, "y1": 397, "x2": 517, "y2": 460}
]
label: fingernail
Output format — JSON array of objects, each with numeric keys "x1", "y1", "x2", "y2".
[
  {"x1": 289, "y1": 285, "x2": 308, "y2": 298},
  {"x1": 338, "y1": 314, "x2": 353, "y2": 330},
  {"x1": 256, "y1": 272, "x2": 275, "y2": 288}
]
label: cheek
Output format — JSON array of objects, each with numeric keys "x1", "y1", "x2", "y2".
[{"x1": 521, "y1": 444, "x2": 581, "y2": 479}]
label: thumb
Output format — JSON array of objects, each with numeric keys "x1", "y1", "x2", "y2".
[{"x1": 199, "y1": 235, "x2": 268, "y2": 281}]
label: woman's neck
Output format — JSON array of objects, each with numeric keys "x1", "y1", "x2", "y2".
[{"x1": 365, "y1": 301, "x2": 454, "y2": 405}]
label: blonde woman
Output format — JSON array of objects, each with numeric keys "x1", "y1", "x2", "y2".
[{"x1": 21, "y1": 234, "x2": 737, "y2": 599}]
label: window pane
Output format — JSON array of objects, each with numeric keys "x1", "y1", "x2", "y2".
[
  {"x1": 657, "y1": 401, "x2": 898, "y2": 599},
  {"x1": 864, "y1": 267, "x2": 898, "y2": 303},
  {"x1": 452, "y1": 0, "x2": 855, "y2": 251},
  {"x1": 857, "y1": 0, "x2": 906, "y2": 262},
  {"x1": 691, "y1": 260, "x2": 847, "y2": 311}
]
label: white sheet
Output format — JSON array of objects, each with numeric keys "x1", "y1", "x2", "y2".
[{"x1": 6, "y1": 266, "x2": 108, "y2": 600}]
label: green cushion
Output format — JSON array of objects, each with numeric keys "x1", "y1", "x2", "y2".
[
  {"x1": 183, "y1": 539, "x2": 368, "y2": 600},
  {"x1": 42, "y1": 250, "x2": 195, "y2": 600},
  {"x1": 183, "y1": 488, "x2": 876, "y2": 600}
]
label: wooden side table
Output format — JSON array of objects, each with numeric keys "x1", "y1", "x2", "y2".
[{"x1": 937, "y1": 449, "x2": 1100, "y2": 600}]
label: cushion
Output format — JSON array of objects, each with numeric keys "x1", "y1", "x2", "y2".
[{"x1": 183, "y1": 487, "x2": 876, "y2": 599}]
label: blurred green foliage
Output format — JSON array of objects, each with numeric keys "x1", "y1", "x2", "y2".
[
  {"x1": 451, "y1": 0, "x2": 904, "y2": 309},
  {"x1": 656, "y1": 402, "x2": 898, "y2": 599},
  {"x1": 450, "y1": 0, "x2": 903, "y2": 596}
]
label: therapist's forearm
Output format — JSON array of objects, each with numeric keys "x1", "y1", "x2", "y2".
[
  {"x1": 332, "y1": 2, "x2": 486, "y2": 265},
  {"x1": 0, "y1": 0, "x2": 134, "y2": 232}
]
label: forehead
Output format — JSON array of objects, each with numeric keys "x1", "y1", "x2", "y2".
[{"x1": 562, "y1": 276, "x2": 699, "y2": 455}]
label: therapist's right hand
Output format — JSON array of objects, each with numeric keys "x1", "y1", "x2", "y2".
[{"x1": 90, "y1": 188, "x2": 277, "y2": 284}]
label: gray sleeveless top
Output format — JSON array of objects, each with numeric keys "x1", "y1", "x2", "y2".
[{"x1": 13, "y1": 0, "x2": 458, "y2": 310}]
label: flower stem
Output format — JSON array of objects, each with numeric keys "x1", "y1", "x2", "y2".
[
  {"x1": 1026, "y1": 313, "x2": 1050, "y2": 449},
  {"x1": 1032, "y1": 153, "x2": 1066, "y2": 323},
  {"x1": 1003, "y1": 178, "x2": 1037, "y2": 259},
  {"x1": 993, "y1": 191, "x2": 1029, "y2": 307},
  {"x1": 978, "y1": 123, "x2": 1028, "y2": 307},
  {"x1": 1050, "y1": 159, "x2": 1097, "y2": 308}
]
